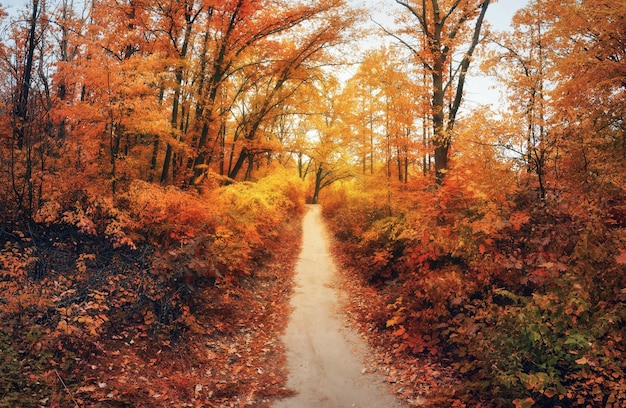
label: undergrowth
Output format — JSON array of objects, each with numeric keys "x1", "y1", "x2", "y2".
[{"x1": 0, "y1": 171, "x2": 305, "y2": 407}]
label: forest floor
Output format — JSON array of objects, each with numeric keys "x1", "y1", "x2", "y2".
[
  {"x1": 1, "y1": 215, "x2": 302, "y2": 407},
  {"x1": 273, "y1": 205, "x2": 404, "y2": 408}
]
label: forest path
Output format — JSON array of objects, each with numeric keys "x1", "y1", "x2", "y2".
[{"x1": 273, "y1": 205, "x2": 404, "y2": 408}]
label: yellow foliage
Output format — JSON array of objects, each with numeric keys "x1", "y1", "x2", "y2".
[{"x1": 126, "y1": 170, "x2": 304, "y2": 281}]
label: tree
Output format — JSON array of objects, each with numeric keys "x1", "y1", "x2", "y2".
[
  {"x1": 225, "y1": 17, "x2": 350, "y2": 182},
  {"x1": 56, "y1": 0, "x2": 165, "y2": 196},
  {"x1": 548, "y1": 0, "x2": 626, "y2": 190},
  {"x1": 12, "y1": 0, "x2": 39, "y2": 151},
  {"x1": 187, "y1": 0, "x2": 358, "y2": 185},
  {"x1": 0, "y1": 0, "x2": 54, "y2": 218},
  {"x1": 156, "y1": 0, "x2": 204, "y2": 185},
  {"x1": 384, "y1": 0, "x2": 491, "y2": 183},
  {"x1": 340, "y1": 47, "x2": 423, "y2": 182},
  {"x1": 484, "y1": 2, "x2": 556, "y2": 199},
  {"x1": 292, "y1": 75, "x2": 353, "y2": 203}
]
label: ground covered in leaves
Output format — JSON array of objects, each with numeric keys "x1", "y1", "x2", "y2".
[
  {"x1": 0, "y1": 218, "x2": 301, "y2": 408},
  {"x1": 331, "y1": 245, "x2": 465, "y2": 408}
]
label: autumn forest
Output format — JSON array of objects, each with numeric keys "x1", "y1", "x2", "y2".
[{"x1": 0, "y1": 0, "x2": 624, "y2": 406}]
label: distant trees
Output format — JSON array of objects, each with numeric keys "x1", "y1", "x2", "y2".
[
  {"x1": 2, "y1": 0, "x2": 621, "y2": 213},
  {"x1": 340, "y1": 47, "x2": 423, "y2": 183}
]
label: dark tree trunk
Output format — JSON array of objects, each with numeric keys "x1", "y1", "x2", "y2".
[{"x1": 14, "y1": 0, "x2": 39, "y2": 150}]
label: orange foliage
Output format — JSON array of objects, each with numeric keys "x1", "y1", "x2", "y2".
[{"x1": 323, "y1": 72, "x2": 626, "y2": 404}]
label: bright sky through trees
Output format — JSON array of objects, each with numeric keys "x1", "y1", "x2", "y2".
[
  {"x1": 347, "y1": 0, "x2": 529, "y2": 108},
  {"x1": 464, "y1": 0, "x2": 530, "y2": 108}
]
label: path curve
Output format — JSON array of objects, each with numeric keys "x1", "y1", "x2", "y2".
[{"x1": 274, "y1": 205, "x2": 403, "y2": 408}]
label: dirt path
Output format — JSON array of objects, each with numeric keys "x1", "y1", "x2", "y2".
[{"x1": 274, "y1": 205, "x2": 404, "y2": 408}]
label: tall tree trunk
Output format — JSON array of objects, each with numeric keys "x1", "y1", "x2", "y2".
[
  {"x1": 160, "y1": 4, "x2": 196, "y2": 184},
  {"x1": 14, "y1": 0, "x2": 39, "y2": 150},
  {"x1": 394, "y1": 0, "x2": 490, "y2": 184},
  {"x1": 431, "y1": 69, "x2": 448, "y2": 184}
]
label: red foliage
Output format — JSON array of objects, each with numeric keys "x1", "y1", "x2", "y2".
[{"x1": 323, "y1": 160, "x2": 626, "y2": 406}]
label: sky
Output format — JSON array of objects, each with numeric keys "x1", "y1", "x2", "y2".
[
  {"x1": 1, "y1": 0, "x2": 26, "y2": 14},
  {"x1": 358, "y1": 0, "x2": 530, "y2": 108},
  {"x1": 465, "y1": 0, "x2": 530, "y2": 108}
]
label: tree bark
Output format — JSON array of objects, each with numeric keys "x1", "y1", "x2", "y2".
[
  {"x1": 312, "y1": 165, "x2": 323, "y2": 204},
  {"x1": 14, "y1": 0, "x2": 39, "y2": 150}
]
